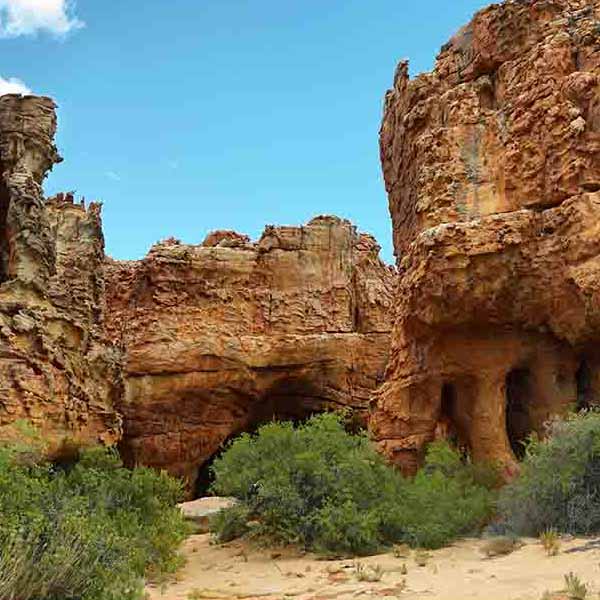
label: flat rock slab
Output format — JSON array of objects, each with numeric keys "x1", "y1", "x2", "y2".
[{"x1": 179, "y1": 497, "x2": 237, "y2": 533}]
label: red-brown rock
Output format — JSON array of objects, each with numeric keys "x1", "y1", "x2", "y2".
[
  {"x1": 105, "y1": 215, "x2": 394, "y2": 490},
  {"x1": 372, "y1": 0, "x2": 600, "y2": 473}
]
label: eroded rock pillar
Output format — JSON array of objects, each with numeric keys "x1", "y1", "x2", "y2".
[{"x1": 468, "y1": 371, "x2": 515, "y2": 469}]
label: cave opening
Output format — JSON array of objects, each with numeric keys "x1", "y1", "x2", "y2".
[
  {"x1": 576, "y1": 360, "x2": 593, "y2": 411},
  {"x1": 436, "y1": 382, "x2": 470, "y2": 457},
  {"x1": 505, "y1": 368, "x2": 533, "y2": 459},
  {"x1": 193, "y1": 377, "x2": 331, "y2": 498},
  {"x1": 0, "y1": 167, "x2": 10, "y2": 284},
  {"x1": 440, "y1": 383, "x2": 456, "y2": 422},
  {"x1": 193, "y1": 430, "x2": 249, "y2": 499}
]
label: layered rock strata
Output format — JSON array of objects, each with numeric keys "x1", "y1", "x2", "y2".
[
  {"x1": 372, "y1": 0, "x2": 600, "y2": 472},
  {"x1": 0, "y1": 95, "x2": 122, "y2": 454},
  {"x1": 105, "y1": 217, "x2": 394, "y2": 490}
]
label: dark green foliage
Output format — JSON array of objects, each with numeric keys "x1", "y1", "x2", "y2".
[
  {"x1": 210, "y1": 414, "x2": 496, "y2": 554},
  {"x1": 377, "y1": 441, "x2": 498, "y2": 549},
  {"x1": 209, "y1": 503, "x2": 251, "y2": 543},
  {"x1": 313, "y1": 500, "x2": 382, "y2": 556},
  {"x1": 499, "y1": 410, "x2": 600, "y2": 536},
  {"x1": 0, "y1": 436, "x2": 188, "y2": 600}
]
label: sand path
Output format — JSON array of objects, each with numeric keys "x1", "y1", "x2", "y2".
[{"x1": 147, "y1": 534, "x2": 600, "y2": 600}]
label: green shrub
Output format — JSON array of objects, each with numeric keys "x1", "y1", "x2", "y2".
[
  {"x1": 353, "y1": 561, "x2": 384, "y2": 582},
  {"x1": 481, "y1": 536, "x2": 521, "y2": 558},
  {"x1": 209, "y1": 503, "x2": 250, "y2": 543},
  {"x1": 498, "y1": 411, "x2": 600, "y2": 536},
  {"x1": 378, "y1": 441, "x2": 497, "y2": 549},
  {"x1": 540, "y1": 528, "x2": 561, "y2": 556},
  {"x1": 313, "y1": 500, "x2": 382, "y2": 556},
  {"x1": 564, "y1": 572, "x2": 589, "y2": 600},
  {"x1": 210, "y1": 414, "x2": 496, "y2": 554},
  {"x1": 0, "y1": 438, "x2": 188, "y2": 600}
]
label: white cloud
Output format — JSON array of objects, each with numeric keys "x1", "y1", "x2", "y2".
[
  {"x1": 0, "y1": 0, "x2": 84, "y2": 38},
  {"x1": 0, "y1": 75, "x2": 30, "y2": 95}
]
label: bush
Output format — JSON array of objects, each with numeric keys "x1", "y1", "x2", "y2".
[
  {"x1": 481, "y1": 536, "x2": 520, "y2": 558},
  {"x1": 210, "y1": 413, "x2": 497, "y2": 554},
  {"x1": 0, "y1": 437, "x2": 189, "y2": 600},
  {"x1": 540, "y1": 528, "x2": 561, "y2": 556},
  {"x1": 377, "y1": 441, "x2": 498, "y2": 549},
  {"x1": 498, "y1": 411, "x2": 600, "y2": 536},
  {"x1": 209, "y1": 503, "x2": 251, "y2": 543}
]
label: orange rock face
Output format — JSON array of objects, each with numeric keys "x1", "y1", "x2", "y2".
[
  {"x1": 105, "y1": 216, "x2": 394, "y2": 490},
  {"x1": 6, "y1": 0, "x2": 600, "y2": 488},
  {"x1": 372, "y1": 0, "x2": 600, "y2": 472},
  {"x1": 0, "y1": 95, "x2": 122, "y2": 453}
]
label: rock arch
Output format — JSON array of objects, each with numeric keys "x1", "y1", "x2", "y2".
[
  {"x1": 106, "y1": 217, "x2": 394, "y2": 494},
  {"x1": 193, "y1": 375, "x2": 333, "y2": 497}
]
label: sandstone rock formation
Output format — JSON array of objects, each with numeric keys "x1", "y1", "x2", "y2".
[
  {"x1": 0, "y1": 95, "x2": 122, "y2": 454},
  {"x1": 372, "y1": 0, "x2": 600, "y2": 473},
  {"x1": 9, "y1": 0, "x2": 597, "y2": 489},
  {"x1": 105, "y1": 216, "x2": 394, "y2": 491}
]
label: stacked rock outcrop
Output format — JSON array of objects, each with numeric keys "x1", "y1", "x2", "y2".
[
  {"x1": 0, "y1": 95, "x2": 122, "y2": 453},
  {"x1": 371, "y1": 0, "x2": 600, "y2": 472}
]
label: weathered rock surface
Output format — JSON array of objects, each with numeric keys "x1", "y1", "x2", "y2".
[
  {"x1": 0, "y1": 95, "x2": 122, "y2": 454},
  {"x1": 179, "y1": 497, "x2": 237, "y2": 533},
  {"x1": 105, "y1": 216, "x2": 394, "y2": 490},
  {"x1": 372, "y1": 0, "x2": 600, "y2": 472}
]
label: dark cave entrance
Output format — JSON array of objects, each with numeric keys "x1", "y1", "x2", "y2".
[
  {"x1": 438, "y1": 382, "x2": 459, "y2": 443},
  {"x1": 194, "y1": 377, "x2": 333, "y2": 498},
  {"x1": 576, "y1": 360, "x2": 593, "y2": 411},
  {"x1": 441, "y1": 383, "x2": 456, "y2": 421},
  {"x1": 193, "y1": 430, "x2": 249, "y2": 499},
  {"x1": 0, "y1": 168, "x2": 10, "y2": 284},
  {"x1": 437, "y1": 382, "x2": 470, "y2": 456},
  {"x1": 505, "y1": 368, "x2": 533, "y2": 459}
]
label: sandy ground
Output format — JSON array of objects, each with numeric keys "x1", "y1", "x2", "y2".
[{"x1": 147, "y1": 534, "x2": 600, "y2": 600}]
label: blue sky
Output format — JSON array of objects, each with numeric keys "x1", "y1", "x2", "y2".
[{"x1": 1, "y1": 0, "x2": 490, "y2": 263}]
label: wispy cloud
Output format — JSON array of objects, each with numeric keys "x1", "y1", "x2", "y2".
[
  {"x1": 105, "y1": 171, "x2": 121, "y2": 182},
  {"x1": 0, "y1": 0, "x2": 84, "y2": 38},
  {"x1": 0, "y1": 75, "x2": 30, "y2": 95}
]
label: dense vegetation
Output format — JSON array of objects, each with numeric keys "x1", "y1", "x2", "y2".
[
  {"x1": 0, "y1": 424, "x2": 188, "y2": 600},
  {"x1": 5, "y1": 408, "x2": 600, "y2": 596},
  {"x1": 499, "y1": 411, "x2": 600, "y2": 536},
  {"x1": 210, "y1": 413, "x2": 498, "y2": 554}
]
